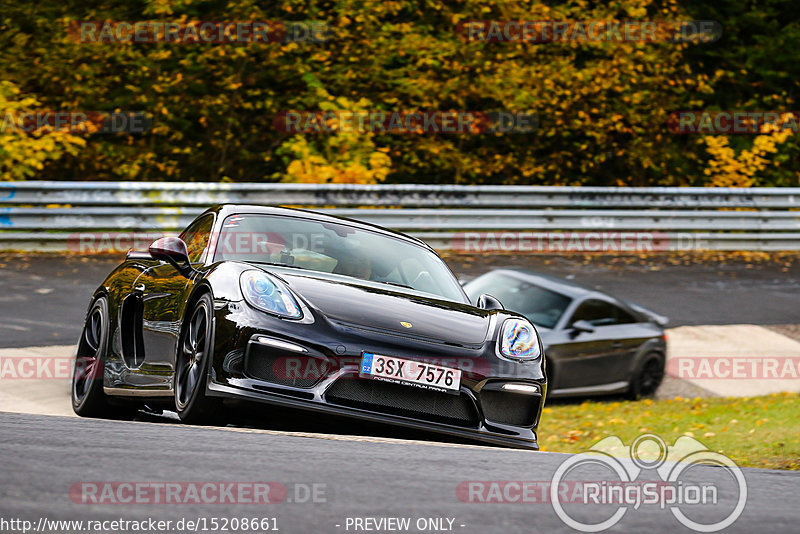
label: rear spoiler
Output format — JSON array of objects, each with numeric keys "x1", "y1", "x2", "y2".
[{"x1": 624, "y1": 301, "x2": 669, "y2": 327}]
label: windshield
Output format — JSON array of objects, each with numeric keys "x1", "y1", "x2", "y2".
[
  {"x1": 212, "y1": 213, "x2": 466, "y2": 303},
  {"x1": 463, "y1": 272, "x2": 572, "y2": 329}
]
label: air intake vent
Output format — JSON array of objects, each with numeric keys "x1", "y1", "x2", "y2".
[
  {"x1": 325, "y1": 377, "x2": 478, "y2": 427},
  {"x1": 480, "y1": 388, "x2": 541, "y2": 428},
  {"x1": 244, "y1": 342, "x2": 324, "y2": 388}
]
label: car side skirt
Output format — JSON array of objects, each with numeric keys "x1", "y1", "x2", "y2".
[{"x1": 548, "y1": 380, "x2": 629, "y2": 398}]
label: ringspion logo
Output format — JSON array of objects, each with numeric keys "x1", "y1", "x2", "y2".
[{"x1": 549, "y1": 434, "x2": 746, "y2": 532}]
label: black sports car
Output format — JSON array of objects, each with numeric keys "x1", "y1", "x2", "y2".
[
  {"x1": 71, "y1": 205, "x2": 547, "y2": 449},
  {"x1": 463, "y1": 269, "x2": 667, "y2": 399}
]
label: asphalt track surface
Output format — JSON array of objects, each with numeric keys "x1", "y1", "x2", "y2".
[
  {"x1": 1, "y1": 253, "x2": 800, "y2": 348},
  {"x1": 1, "y1": 412, "x2": 798, "y2": 534},
  {"x1": 2, "y1": 254, "x2": 800, "y2": 533}
]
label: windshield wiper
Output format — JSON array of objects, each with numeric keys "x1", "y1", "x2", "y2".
[
  {"x1": 251, "y1": 261, "x2": 309, "y2": 270},
  {"x1": 379, "y1": 281, "x2": 415, "y2": 290}
]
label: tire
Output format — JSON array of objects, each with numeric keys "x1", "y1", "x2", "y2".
[
  {"x1": 175, "y1": 292, "x2": 223, "y2": 424},
  {"x1": 72, "y1": 297, "x2": 138, "y2": 419},
  {"x1": 627, "y1": 353, "x2": 665, "y2": 400}
]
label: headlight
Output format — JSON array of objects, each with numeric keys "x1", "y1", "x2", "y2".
[
  {"x1": 240, "y1": 270, "x2": 302, "y2": 319},
  {"x1": 497, "y1": 318, "x2": 541, "y2": 360}
]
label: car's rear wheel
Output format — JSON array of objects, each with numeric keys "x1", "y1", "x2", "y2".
[
  {"x1": 175, "y1": 293, "x2": 223, "y2": 424},
  {"x1": 628, "y1": 353, "x2": 665, "y2": 399},
  {"x1": 72, "y1": 297, "x2": 137, "y2": 419}
]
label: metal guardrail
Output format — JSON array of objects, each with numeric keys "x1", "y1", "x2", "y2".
[
  {"x1": 3, "y1": 207, "x2": 800, "y2": 231},
  {"x1": 1, "y1": 182, "x2": 800, "y2": 252},
  {"x1": 2, "y1": 181, "x2": 800, "y2": 208}
]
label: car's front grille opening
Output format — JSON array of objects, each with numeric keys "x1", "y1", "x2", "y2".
[
  {"x1": 244, "y1": 342, "x2": 327, "y2": 388},
  {"x1": 324, "y1": 377, "x2": 479, "y2": 427},
  {"x1": 479, "y1": 389, "x2": 541, "y2": 428}
]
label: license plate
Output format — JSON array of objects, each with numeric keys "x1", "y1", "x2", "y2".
[{"x1": 359, "y1": 352, "x2": 462, "y2": 394}]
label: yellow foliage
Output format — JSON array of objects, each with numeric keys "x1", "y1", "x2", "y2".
[
  {"x1": 0, "y1": 81, "x2": 86, "y2": 181},
  {"x1": 702, "y1": 116, "x2": 794, "y2": 187},
  {"x1": 276, "y1": 95, "x2": 392, "y2": 185}
]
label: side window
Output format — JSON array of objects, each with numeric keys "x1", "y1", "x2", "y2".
[
  {"x1": 399, "y1": 257, "x2": 440, "y2": 295},
  {"x1": 616, "y1": 307, "x2": 637, "y2": 325},
  {"x1": 180, "y1": 215, "x2": 214, "y2": 263},
  {"x1": 568, "y1": 299, "x2": 635, "y2": 327}
]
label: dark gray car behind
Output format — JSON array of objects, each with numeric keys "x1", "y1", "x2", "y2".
[{"x1": 463, "y1": 269, "x2": 667, "y2": 398}]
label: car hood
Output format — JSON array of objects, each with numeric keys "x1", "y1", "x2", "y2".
[{"x1": 278, "y1": 271, "x2": 492, "y2": 345}]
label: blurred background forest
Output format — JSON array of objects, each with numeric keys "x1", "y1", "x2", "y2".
[{"x1": 1, "y1": 0, "x2": 800, "y2": 186}]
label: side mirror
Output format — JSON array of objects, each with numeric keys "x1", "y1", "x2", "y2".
[
  {"x1": 476, "y1": 293, "x2": 504, "y2": 311},
  {"x1": 570, "y1": 320, "x2": 595, "y2": 334},
  {"x1": 149, "y1": 237, "x2": 193, "y2": 277}
]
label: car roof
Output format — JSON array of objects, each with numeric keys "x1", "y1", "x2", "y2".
[
  {"x1": 472, "y1": 268, "x2": 664, "y2": 325},
  {"x1": 200, "y1": 204, "x2": 432, "y2": 250},
  {"x1": 486, "y1": 268, "x2": 620, "y2": 302}
]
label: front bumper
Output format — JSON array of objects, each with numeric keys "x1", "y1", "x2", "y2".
[{"x1": 208, "y1": 302, "x2": 547, "y2": 450}]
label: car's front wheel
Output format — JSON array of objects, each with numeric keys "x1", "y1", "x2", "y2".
[
  {"x1": 175, "y1": 293, "x2": 223, "y2": 424},
  {"x1": 628, "y1": 353, "x2": 665, "y2": 399},
  {"x1": 72, "y1": 296, "x2": 137, "y2": 419}
]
